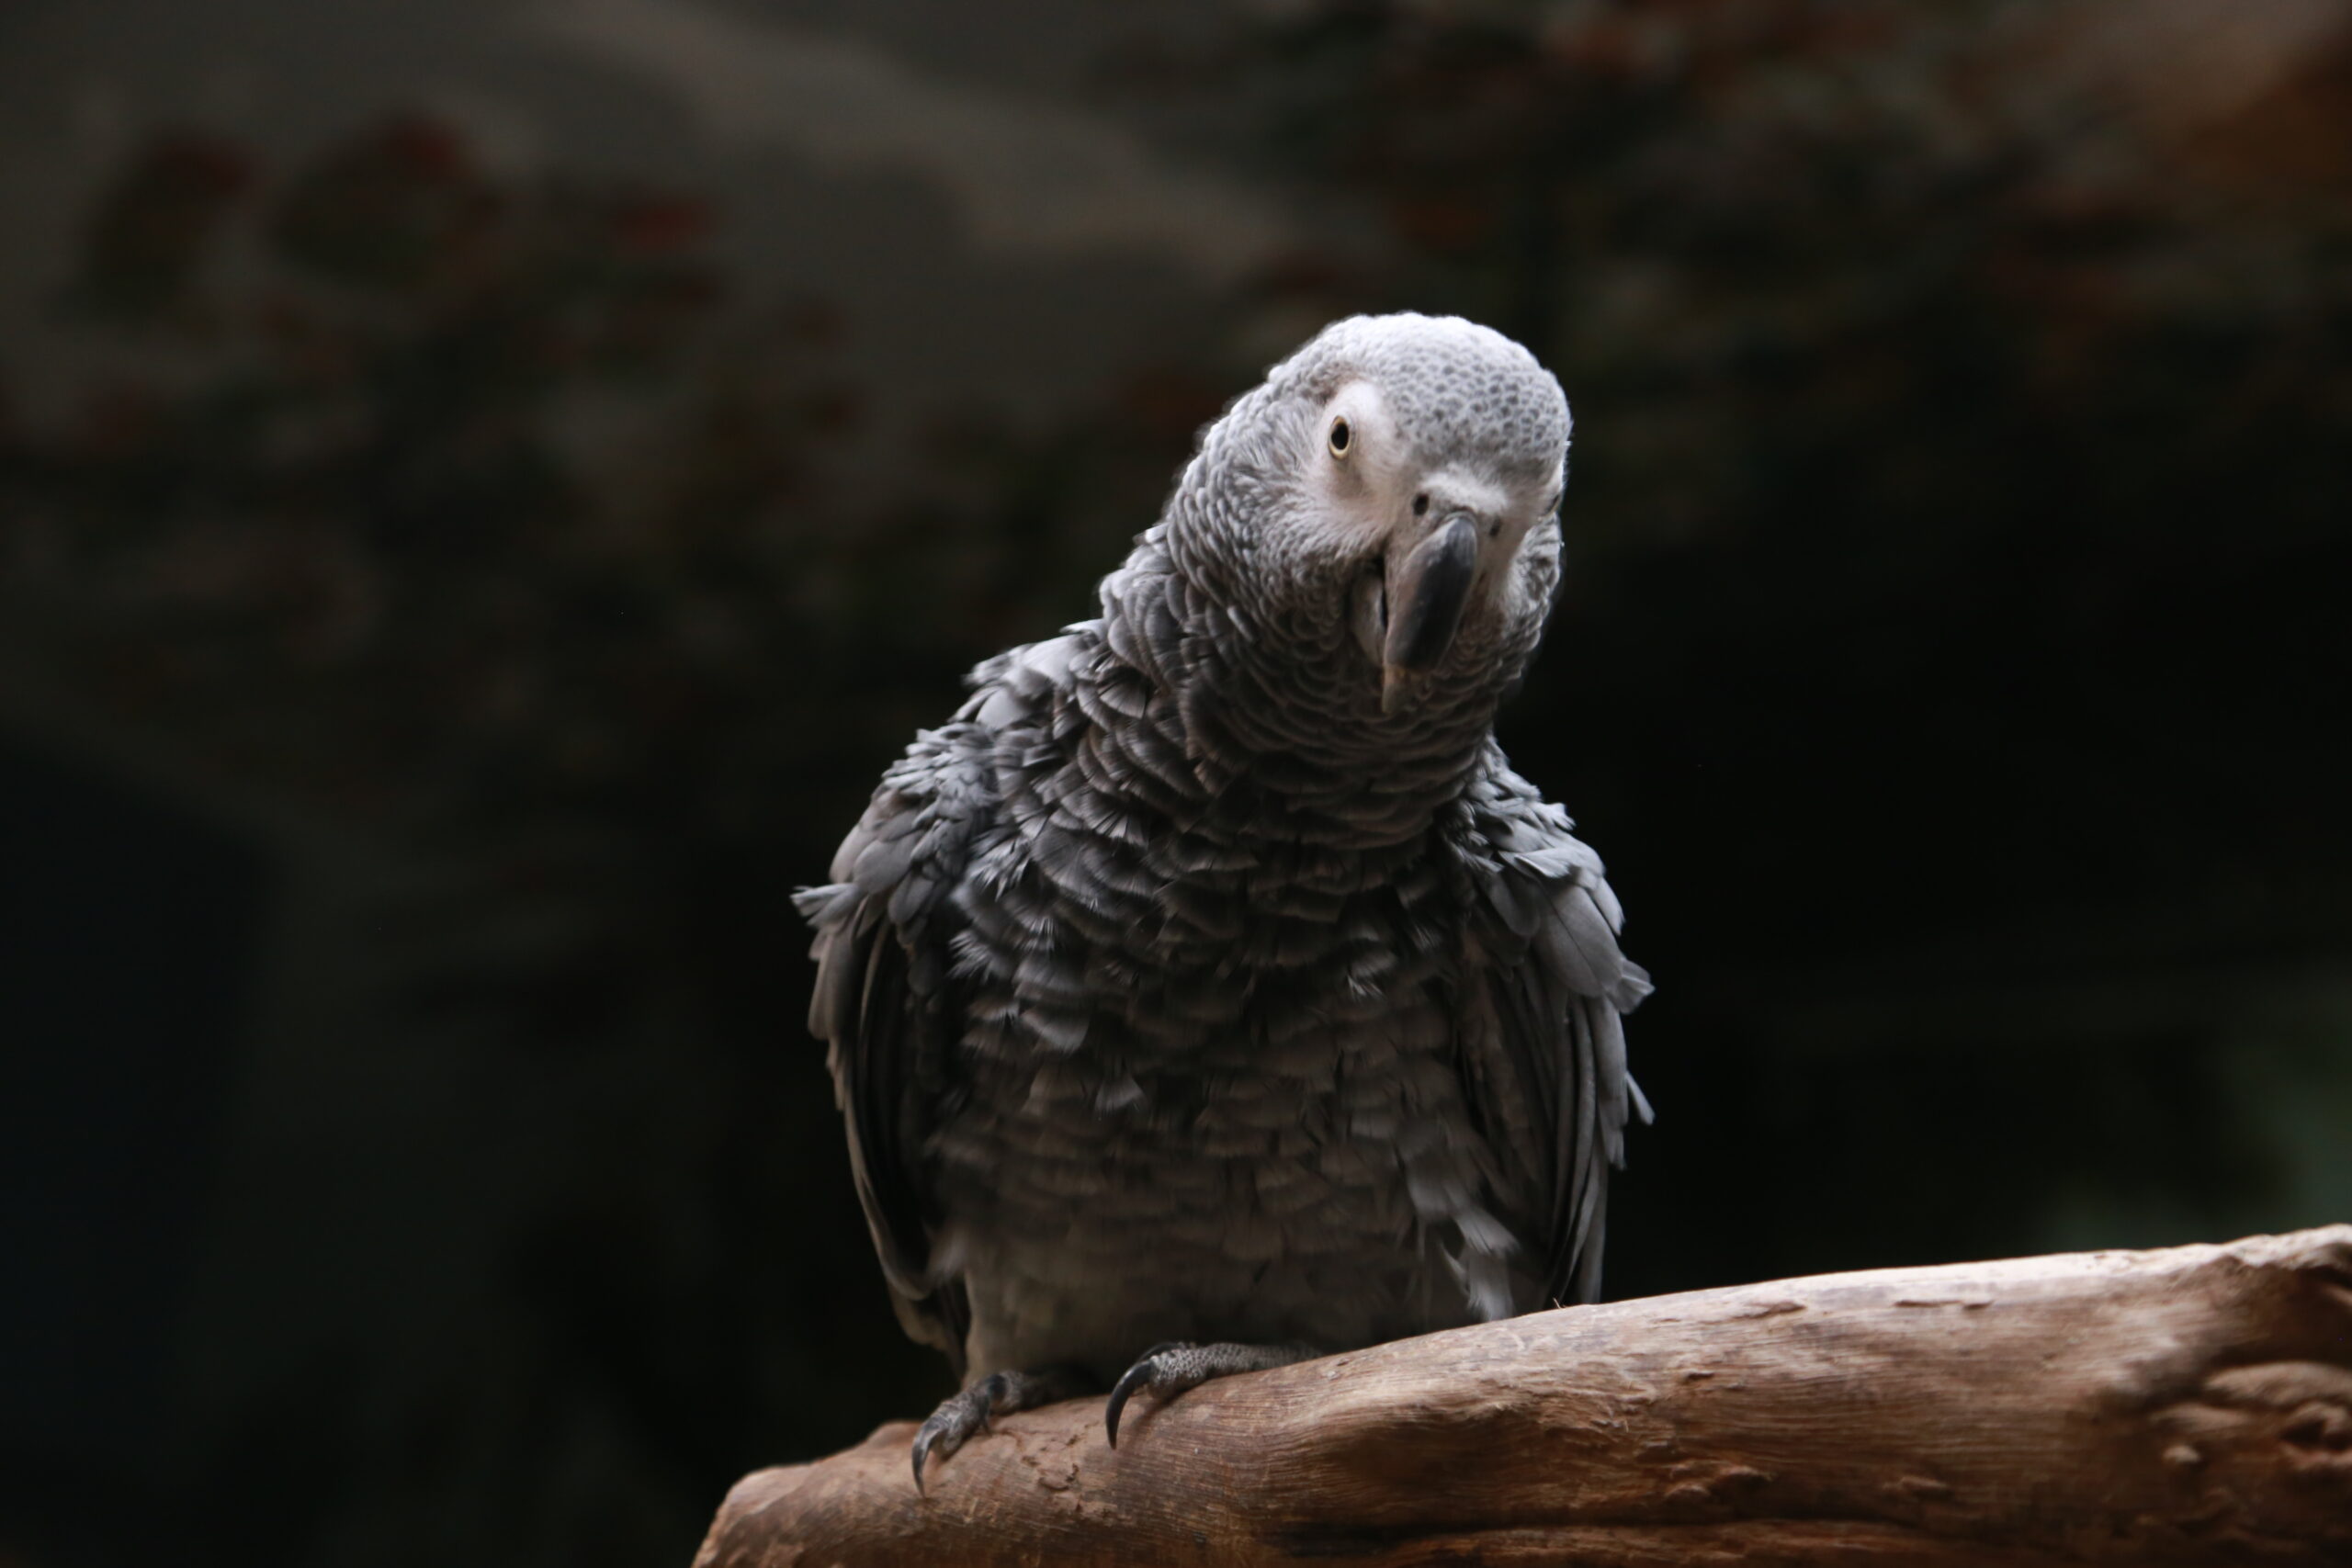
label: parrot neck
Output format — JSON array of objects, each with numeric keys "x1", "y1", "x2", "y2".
[{"x1": 1089, "y1": 531, "x2": 1506, "y2": 850}]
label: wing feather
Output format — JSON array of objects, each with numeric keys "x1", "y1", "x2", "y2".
[
  {"x1": 795, "y1": 727, "x2": 996, "y2": 1375},
  {"x1": 1449, "y1": 753, "x2": 1651, "y2": 1308}
]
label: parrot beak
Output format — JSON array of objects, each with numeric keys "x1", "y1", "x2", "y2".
[{"x1": 1380, "y1": 513, "x2": 1481, "y2": 713}]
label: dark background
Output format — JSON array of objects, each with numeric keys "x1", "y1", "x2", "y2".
[{"x1": 3, "y1": 2, "x2": 2348, "y2": 1563}]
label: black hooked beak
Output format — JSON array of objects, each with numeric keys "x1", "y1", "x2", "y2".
[{"x1": 1380, "y1": 513, "x2": 1480, "y2": 713}]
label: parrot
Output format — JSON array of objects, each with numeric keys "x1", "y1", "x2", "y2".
[{"x1": 794, "y1": 312, "x2": 1651, "y2": 1490}]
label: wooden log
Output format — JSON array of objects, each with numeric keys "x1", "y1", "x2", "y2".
[{"x1": 695, "y1": 1227, "x2": 2352, "y2": 1565}]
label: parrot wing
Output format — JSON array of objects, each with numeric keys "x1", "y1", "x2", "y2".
[
  {"x1": 794, "y1": 727, "x2": 994, "y2": 1375},
  {"x1": 1447, "y1": 753, "x2": 1653, "y2": 1309}
]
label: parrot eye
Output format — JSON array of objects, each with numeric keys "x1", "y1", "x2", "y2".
[{"x1": 1328, "y1": 417, "x2": 1351, "y2": 458}]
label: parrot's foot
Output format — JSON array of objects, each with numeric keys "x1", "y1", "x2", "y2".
[
  {"x1": 910, "y1": 1365, "x2": 1089, "y2": 1493},
  {"x1": 1103, "y1": 1340, "x2": 1319, "y2": 1448}
]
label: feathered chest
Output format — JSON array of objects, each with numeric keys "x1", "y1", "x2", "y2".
[
  {"x1": 940, "y1": 698, "x2": 1481, "y2": 1097},
  {"x1": 954, "y1": 786, "x2": 1460, "y2": 1046}
]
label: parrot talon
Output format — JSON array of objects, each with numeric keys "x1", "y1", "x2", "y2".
[
  {"x1": 911, "y1": 1375, "x2": 995, "y2": 1494},
  {"x1": 1104, "y1": 1342, "x2": 1182, "y2": 1448},
  {"x1": 1105, "y1": 1341, "x2": 1320, "y2": 1449},
  {"x1": 910, "y1": 1366, "x2": 1087, "y2": 1492}
]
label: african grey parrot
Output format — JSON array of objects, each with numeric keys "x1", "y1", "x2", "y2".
[{"x1": 795, "y1": 313, "x2": 1650, "y2": 1489}]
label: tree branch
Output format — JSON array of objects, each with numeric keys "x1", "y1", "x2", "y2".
[{"x1": 695, "y1": 1227, "x2": 2352, "y2": 1565}]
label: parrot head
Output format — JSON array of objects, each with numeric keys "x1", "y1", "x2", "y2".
[{"x1": 1179, "y1": 313, "x2": 1571, "y2": 721}]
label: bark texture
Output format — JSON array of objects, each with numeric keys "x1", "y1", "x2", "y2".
[{"x1": 695, "y1": 1226, "x2": 2352, "y2": 1566}]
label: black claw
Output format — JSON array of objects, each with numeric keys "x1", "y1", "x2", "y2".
[
  {"x1": 1105, "y1": 1344, "x2": 1184, "y2": 1449},
  {"x1": 912, "y1": 1382, "x2": 991, "y2": 1494},
  {"x1": 1104, "y1": 1358, "x2": 1154, "y2": 1450},
  {"x1": 910, "y1": 1427, "x2": 934, "y2": 1495}
]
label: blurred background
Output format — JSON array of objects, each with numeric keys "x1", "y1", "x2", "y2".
[{"x1": 2, "y1": 0, "x2": 2348, "y2": 1562}]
